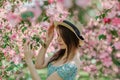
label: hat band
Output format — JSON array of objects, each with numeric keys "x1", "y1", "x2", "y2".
[{"x1": 63, "y1": 20, "x2": 84, "y2": 40}]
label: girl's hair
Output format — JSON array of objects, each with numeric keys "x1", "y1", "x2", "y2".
[{"x1": 47, "y1": 25, "x2": 79, "y2": 65}]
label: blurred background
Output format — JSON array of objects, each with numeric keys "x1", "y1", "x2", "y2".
[{"x1": 0, "y1": 0, "x2": 120, "y2": 80}]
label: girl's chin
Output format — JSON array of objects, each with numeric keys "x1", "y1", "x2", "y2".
[
  {"x1": 59, "y1": 46, "x2": 66, "y2": 49},
  {"x1": 58, "y1": 44, "x2": 66, "y2": 49}
]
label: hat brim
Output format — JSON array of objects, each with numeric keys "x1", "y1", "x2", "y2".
[{"x1": 54, "y1": 21, "x2": 84, "y2": 40}]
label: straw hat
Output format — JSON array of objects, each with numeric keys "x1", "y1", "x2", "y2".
[{"x1": 54, "y1": 18, "x2": 85, "y2": 46}]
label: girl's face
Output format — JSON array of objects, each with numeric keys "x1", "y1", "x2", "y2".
[{"x1": 56, "y1": 28, "x2": 67, "y2": 49}]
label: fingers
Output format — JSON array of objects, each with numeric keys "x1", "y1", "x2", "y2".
[
  {"x1": 23, "y1": 40, "x2": 31, "y2": 52},
  {"x1": 48, "y1": 23, "x2": 54, "y2": 31}
]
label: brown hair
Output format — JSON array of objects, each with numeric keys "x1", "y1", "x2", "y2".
[{"x1": 47, "y1": 25, "x2": 79, "y2": 65}]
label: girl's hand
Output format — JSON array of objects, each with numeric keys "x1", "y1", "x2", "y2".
[
  {"x1": 23, "y1": 41, "x2": 33, "y2": 59},
  {"x1": 46, "y1": 23, "x2": 55, "y2": 45}
]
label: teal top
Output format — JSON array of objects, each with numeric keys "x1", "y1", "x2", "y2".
[{"x1": 47, "y1": 62, "x2": 78, "y2": 80}]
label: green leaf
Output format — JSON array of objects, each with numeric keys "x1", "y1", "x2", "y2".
[
  {"x1": 95, "y1": 9, "x2": 111, "y2": 20},
  {"x1": 0, "y1": 29, "x2": 2, "y2": 33},
  {"x1": 37, "y1": 15, "x2": 43, "y2": 22},
  {"x1": 0, "y1": 0, "x2": 4, "y2": 7},
  {"x1": 0, "y1": 52, "x2": 5, "y2": 60},
  {"x1": 13, "y1": 67, "x2": 18, "y2": 72},
  {"x1": 3, "y1": 34, "x2": 10, "y2": 42},
  {"x1": 21, "y1": 26, "x2": 27, "y2": 33},
  {"x1": 23, "y1": 38, "x2": 26, "y2": 44},
  {"x1": 32, "y1": 35, "x2": 41, "y2": 43},
  {"x1": 14, "y1": 45, "x2": 19, "y2": 54},
  {"x1": 42, "y1": 29, "x2": 46, "y2": 32},
  {"x1": 1, "y1": 43, "x2": 7, "y2": 48},
  {"x1": 101, "y1": 13, "x2": 106, "y2": 18},
  {"x1": 0, "y1": 62, "x2": 2, "y2": 66},
  {"x1": 0, "y1": 71, "x2": 2, "y2": 75},
  {"x1": 98, "y1": 34, "x2": 106, "y2": 40},
  {"x1": 42, "y1": 16, "x2": 49, "y2": 21},
  {"x1": 17, "y1": 63, "x2": 23, "y2": 68},
  {"x1": 21, "y1": 11, "x2": 34, "y2": 20},
  {"x1": 95, "y1": 16, "x2": 99, "y2": 20},
  {"x1": 44, "y1": 1, "x2": 49, "y2": 5},
  {"x1": 6, "y1": 65, "x2": 14, "y2": 71},
  {"x1": 111, "y1": 54, "x2": 120, "y2": 66},
  {"x1": 110, "y1": 29, "x2": 118, "y2": 37}
]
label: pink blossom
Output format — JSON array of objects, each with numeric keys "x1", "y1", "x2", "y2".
[
  {"x1": 118, "y1": 2, "x2": 120, "y2": 10},
  {"x1": 3, "y1": 51, "x2": 7, "y2": 56},
  {"x1": 48, "y1": 0, "x2": 54, "y2": 4},
  {"x1": 0, "y1": 24, "x2": 3, "y2": 29},
  {"x1": 46, "y1": 2, "x2": 69, "y2": 22},
  {"x1": 83, "y1": 66, "x2": 91, "y2": 73},
  {"x1": 103, "y1": 18, "x2": 111, "y2": 24},
  {"x1": 83, "y1": 65, "x2": 97, "y2": 73},
  {"x1": 40, "y1": 32, "x2": 46, "y2": 41},
  {"x1": 75, "y1": 0, "x2": 91, "y2": 8},
  {"x1": 115, "y1": 52, "x2": 120, "y2": 58},
  {"x1": 106, "y1": 34, "x2": 112, "y2": 43},
  {"x1": 6, "y1": 12, "x2": 21, "y2": 27},
  {"x1": 0, "y1": 77, "x2": 2, "y2": 80},
  {"x1": 1, "y1": 66, "x2": 5, "y2": 69},
  {"x1": 106, "y1": 46, "x2": 112, "y2": 54},
  {"x1": 112, "y1": 65, "x2": 119, "y2": 73},
  {"x1": 89, "y1": 65, "x2": 97, "y2": 72},
  {"x1": 10, "y1": 33, "x2": 18, "y2": 41},
  {"x1": 47, "y1": 44, "x2": 56, "y2": 53},
  {"x1": 40, "y1": 21, "x2": 50, "y2": 30},
  {"x1": 111, "y1": 17, "x2": 120, "y2": 26},
  {"x1": 46, "y1": 5, "x2": 56, "y2": 17},
  {"x1": 99, "y1": 52, "x2": 109, "y2": 59},
  {"x1": 107, "y1": 10, "x2": 117, "y2": 18},
  {"x1": 90, "y1": 51, "x2": 96, "y2": 57},
  {"x1": 6, "y1": 25, "x2": 12, "y2": 30},
  {"x1": 2, "y1": 47, "x2": 11, "y2": 56},
  {"x1": 9, "y1": 50, "x2": 16, "y2": 57},
  {"x1": 29, "y1": 6, "x2": 41, "y2": 22},
  {"x1": 57, "y1": 0, "x2": 64, "y2": 2},
  {"x1": 100, "y1": 0, "x2": 116, "y2": 9},
  {"x1": 99, "y1": 27, "x2": 107, "y2": 35},
  {"x1": 34, "y1": 0, "x2": 41, "y2": 6},
  {"x1": 114, "y1": 42, "x2": 120, "y2": 50},
  {"x1": 12, "y1": 55, "x2": 21, "y2": 65},
  {"x1": 118, "y1": 30, "x2": 120, "y2": 36},
  {"x1": 63, "y1": 0, "x2": 73, "y2": 9},
  {"x1": 101, "y1": 56, "x2": 112, "y2": 67},
  {"x1": 88, "y1": 40, "x2": 97, "y2": 47}
]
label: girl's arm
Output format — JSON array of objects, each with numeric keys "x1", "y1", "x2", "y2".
[
  {"x1": 35, "y1": 42, "x2": 51, "y2": 69},
  {"x1": 24, "y1": 58, "x2": 41, "y2": 80},
  {"x1": 23, "y1": 42, "x2": 41, "y2": 80},
  {"x1": 35, "y1": 23, "x2": 54, "y2": 69},
  {"x1": 23, "y1": 23, "x2": 54, "y2": 80}
]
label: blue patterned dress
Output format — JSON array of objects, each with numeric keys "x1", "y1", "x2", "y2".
[{"x1": 47, "y1": 62, "x2": 78, "y2": 80}]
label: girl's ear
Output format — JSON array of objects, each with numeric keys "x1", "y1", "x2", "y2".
[{"x1": 79, "y1": 40, "x2": 85, "y2": 46}]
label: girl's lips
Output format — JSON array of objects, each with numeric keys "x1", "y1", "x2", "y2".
[{"x1": 58, "y1": 43, "x2": 63, "y2": 45}]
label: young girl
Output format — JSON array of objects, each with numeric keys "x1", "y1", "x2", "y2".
[{"x1": 23, "y1": 20, "x2": 84, "y2": 80}]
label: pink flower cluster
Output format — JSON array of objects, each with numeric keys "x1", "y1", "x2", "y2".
[
  {"x1": 80, "y1": 0, "x2": 120, "y2": 77},
  {"x1": 46, "y1": 2, "x2": 69, "y2": 22}
]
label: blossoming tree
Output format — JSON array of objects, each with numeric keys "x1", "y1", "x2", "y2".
[{"x1": 0, "y1": 0, "x2": 120, "y2": 80}]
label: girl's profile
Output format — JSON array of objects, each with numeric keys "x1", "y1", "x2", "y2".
[{"x1": 23, "y1": 19, "x2": 84, "y2": 80}]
